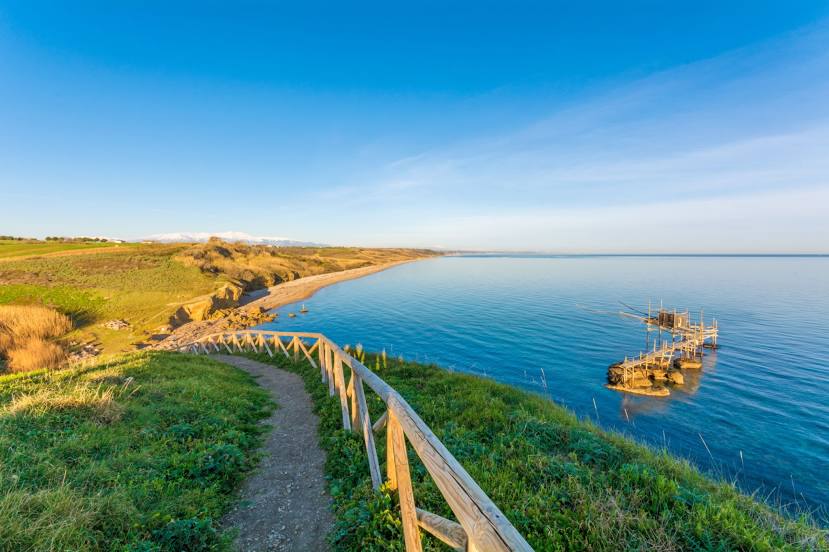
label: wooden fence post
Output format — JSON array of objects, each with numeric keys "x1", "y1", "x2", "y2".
[
  {"x1": 326, "y1": 344, "x2": 335, "y2": 396},
  {"x1": 388, "y1": 410, "x2": 422, "y2": 551},
  {"x1": 354, "y1": 374, "x2": 382, "y2": 489},
  {"x1": 333, "y1": 354, "x2": 352, "y2": 431},
  {"x1": 319, "y1": 339, "x2": 327, "y2": 383},
  {"x1": 348, "y1": 371, "x2": 359, "y2": 430},
  {"x1": 386, "y1": 408, "x2": 398, "y2": 490}
]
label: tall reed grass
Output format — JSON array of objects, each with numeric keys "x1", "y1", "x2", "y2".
[{"x1": 0, "y1": 305, "x2": 72, "y2": 372}]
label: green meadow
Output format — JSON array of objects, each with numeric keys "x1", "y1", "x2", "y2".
[
  {"x1": 0, "y1": 239, "x2": 124, "y2": 259},
  {"x1": 1, "y1": 344, "x2": 825, "y2": 550},
  {"x1": 250, "y1": 351, "x2": 827, "y2": 551},
  {"x1": 0, "y1": 240, "x2": 433, "y2": 355},
  {"x1": 0, "y1": 352, "x2": 272, "y2": 551},
  {"x1": 0, "y1": 244, "x2": 218, "y2": 352}
]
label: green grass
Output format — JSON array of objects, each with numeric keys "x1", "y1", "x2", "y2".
[
  {"x1": 250, "y1": 351, "x2": 828, "y2": 551},
  {"x1": 0, "y1": 284, "x2": 106, "y2": 323},
  {"x1": 0, "y1": 246, "x2": 220, "y2": 352},
  {"x1": 0, "y1": 351, "x2": 273, "y2": 551},
  {"x1": 0, "y1": 240, "x2": 123, "y2": 259}
]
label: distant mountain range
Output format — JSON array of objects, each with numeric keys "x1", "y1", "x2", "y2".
[{"x1": 144, "y1": 231, "x2": 326, "y2": 247}]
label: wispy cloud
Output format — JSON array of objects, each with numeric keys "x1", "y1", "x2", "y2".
[
  {"x1": 319, "y1": 23, "x2": 829, "y2": 251},
  {"x1": 385, "y1": 186, "x2": 829, "y2": 252}
]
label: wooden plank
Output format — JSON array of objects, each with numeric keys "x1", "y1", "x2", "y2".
[
  {"x1": 308, "y1": 339, "x2": 319, "y2": 356},
  {"x1": 221, "y1": 335, "x2": 233, "y2": 354},
  {"x1": 389, "y1": 411, "x2": 422, "y2": 551},
  {"x1": 333, "y1": 354, "x2": 352, "y2": 431},
  {"x1": 296, "y1": 338, "x2": 318, "y2": 369},
  {"x1": 416, "y1": 508, "x2": 468, "y2": 551},
  {"x1": 196, "y1": 330, "x2": 325, "y2": 342},
  {"x1": 275, "y1": 336, "x2": 291, "y2": 358},
  {"x1": 347, "y1": 371, "x2": 359, "y2": 430},
  {"x1": 388, "y1": 396, "x2": 532, "y2": 552},
  {"x1": 373, "y1": 410, "x2": 388, "y2": 433},
  {"x1": 262, "y1": 335, "x2": 273, "y2": 357},
  {"x1": 247, "y1": 333, "x2": 259, "y2": 353},
  {"x1": 319, "y1": 340, "x2": 328, "y2": 383},
  {"x1": 291, "y1": 336, "x2": 299, "y2": 361},
  {"x1": 386, "y1": 408, "x2": 397, "y2": 490},
  {"x1": 354, "y1": 375, "x2": 382, "y2": 489},
  {"x1": 325, "y1": 342, "x2": 335, "y2": 396}
]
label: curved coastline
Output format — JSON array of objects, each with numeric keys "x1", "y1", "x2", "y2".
[{"x1": 156, "y1": 259, "x2": 424, "y2": 349}]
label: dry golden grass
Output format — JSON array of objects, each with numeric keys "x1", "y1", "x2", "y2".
[
  {"x1": 6, "y1": 338, "x2": 67, "y2": 373},
  {"x1": 0, "y1": 305, "x2": 72, "y2": 372},
  {"x1": 175, "y1": 239, "x2": 435, "y2": 290},
  {"x1": 0, "y1": 305, "x2": 71, "y2": 347},
  {"x1": 0, "y1": 321, "x2": 12, "y2": 353},
  {"x1": 6, "y1": 382, "x2": 124, "y2": 423}
]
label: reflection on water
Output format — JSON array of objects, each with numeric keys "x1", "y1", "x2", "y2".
[
  {"x1": 620, "y1": 395, "x2": 671, "y2": 418},
  {"x1": 258, "y1": 255, "x2": 829, "y2": 519},
  {"x1": 672, "y1": 363, "x2": 706, "y2": 397}
]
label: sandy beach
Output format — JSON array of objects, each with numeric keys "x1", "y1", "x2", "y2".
[{"x1": 156, "y1": 259, "x2": 417, "y2": 349}]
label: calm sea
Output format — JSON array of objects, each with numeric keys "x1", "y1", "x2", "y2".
[{"x1": 257, "y1": 255, "x2": 829, "y2": 520}]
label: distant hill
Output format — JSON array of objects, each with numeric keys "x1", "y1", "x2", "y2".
[{"x1": 144, "y1": 231, "x2": 326, "y2": 247}]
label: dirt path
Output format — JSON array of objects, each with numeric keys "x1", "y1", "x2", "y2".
[{"x1": 216, "y1": 355, "x2": 333, "y2": 551}]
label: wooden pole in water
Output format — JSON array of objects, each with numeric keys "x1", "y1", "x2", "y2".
[{"x1": 646, "y1": 299, "x2": 651, "y2": 351}]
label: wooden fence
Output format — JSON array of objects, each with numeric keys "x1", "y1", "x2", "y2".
[{"x1": 179, "y1": 330, "x2": 533, "y2": 552}]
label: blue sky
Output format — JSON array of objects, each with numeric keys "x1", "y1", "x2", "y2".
[{"x1": 1, "y1": 1, "x2": 828, "y2": 252}]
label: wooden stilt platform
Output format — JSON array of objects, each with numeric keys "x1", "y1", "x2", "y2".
[{"x1": 608, "y1": 302, "x2": 718, "y2": 396}]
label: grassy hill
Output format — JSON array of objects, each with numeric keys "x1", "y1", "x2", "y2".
[
  {"x1": 0, "y1": 351, "x2": 272, "y2": 551},
  {"x1": 1, "y1": 345, "x2": 825, "y2": 550},
  {"x1": 0, "y1": 240, "x2": 433, "y2": 356},
  {"x1": 252, "y1": 351, "x2": 828, "y2": 551},
  {"x1": 0, "y1": 243, "x2": 218, "y2": 353}
]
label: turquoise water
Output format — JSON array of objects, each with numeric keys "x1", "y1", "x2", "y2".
[{"x1": 258, "y1": 255, "x2": 829, "y2": 519}]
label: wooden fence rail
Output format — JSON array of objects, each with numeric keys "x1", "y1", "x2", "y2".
[{"x1": 178, "y1": 330, "x2": 533, "y2": 552}]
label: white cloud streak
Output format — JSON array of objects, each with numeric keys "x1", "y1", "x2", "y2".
[{"x1": 323, "y1": 23, "x2": 829, "y2": 251}]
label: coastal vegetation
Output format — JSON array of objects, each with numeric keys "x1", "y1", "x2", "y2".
[
  {"x1": 175, "y1": 239, "x2": 433, "y2": 291},
  {"x1": 0, "y1": 351, "x2": 272, "y2": 551},
  {"x1": 0, "y1": 305, "x2": 72, "y2": 372},
  {"x1": 4, "y1": 243, "x2": 823, "y2": 550},
  {"x1": 250, "y1": 350, "x2": 828, "y2": 551},
  {"x1": 0, "y1": 239, "x2": 432, "y2": 359}
]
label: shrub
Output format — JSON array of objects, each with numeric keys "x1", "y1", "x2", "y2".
[
  {"x1": 6, "y1": 338, "x2": 67, "y2": 372},
  {"x1": 152, "y1": 517, "x2": 221, "y2": 552},
  {"x1": 190, "y1": 443, "x2": 245, "y2": 489}
]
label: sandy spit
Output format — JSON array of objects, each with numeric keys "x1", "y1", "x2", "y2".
[{"x1": 155, "y1": 259, "x2": 418, "y2": 349}]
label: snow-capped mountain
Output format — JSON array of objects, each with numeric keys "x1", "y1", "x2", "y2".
[{"x1": 144, "y1": 231, "x2": 325, "y2": 247}]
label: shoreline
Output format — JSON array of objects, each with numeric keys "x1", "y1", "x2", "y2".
[
  {"x1": 242, "y1": 258, "x2": 417, "y2": 312},
  {"x1": 155, "y1": 259, "x2": 419, "y2": 349}
]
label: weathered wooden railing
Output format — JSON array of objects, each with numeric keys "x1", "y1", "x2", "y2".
[{"x1": 179, "y1": 330, "x2": 533, "y2": 552}]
